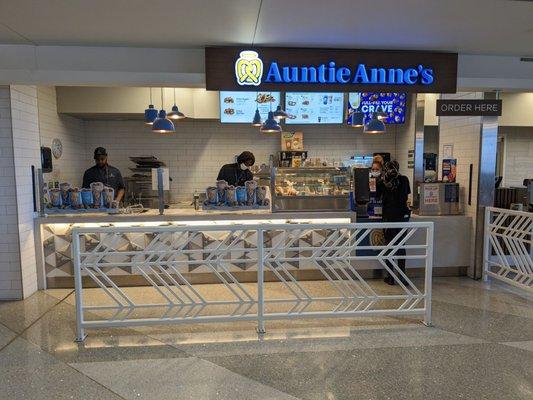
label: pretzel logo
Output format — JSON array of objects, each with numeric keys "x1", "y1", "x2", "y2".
[{"x1": 235, "y1": 51, "x2": 263, "y2": 86}]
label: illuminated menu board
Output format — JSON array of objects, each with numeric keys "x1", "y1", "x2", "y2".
[
  {"x1": 285, "y1": 92, "x2": 344, "y2": 124},
  {"x1": 347, "y1": 92, "x2": 407, "y2": 124},
  {"x1": 219, "y1": 91, "x2": 280, "y2": 123}
]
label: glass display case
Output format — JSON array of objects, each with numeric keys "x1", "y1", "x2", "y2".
[{"x1": 271, "y1": 167, "x2": 350, "y2": 212}]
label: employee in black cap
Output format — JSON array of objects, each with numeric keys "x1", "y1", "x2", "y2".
[
  {"x1": 83, "y1": 147, "x2": 125, "y2": 205},
  {"x1": 217, "y1": 151, "x2": 255, "y2": 186}
]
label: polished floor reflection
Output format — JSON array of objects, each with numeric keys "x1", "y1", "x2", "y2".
[{"x1": 0, "y1": 277, "x2": 531, "y2": 399}]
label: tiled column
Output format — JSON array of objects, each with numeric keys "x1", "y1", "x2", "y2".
[
  {"x1": 0, "y1": 85, "x2": 40, "y2": 300},
  {"x1": 438, "y1": 92, "x2": 484, "y2": 276}
]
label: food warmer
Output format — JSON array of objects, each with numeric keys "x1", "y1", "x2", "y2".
[{"x1": 271, "y1": 167, "x2": 350, "y2": 212}]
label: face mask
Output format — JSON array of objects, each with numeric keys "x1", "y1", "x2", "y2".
[
  {"x1": 370, "y1": 171, "x2": 381, "y2": 178},
  {"x1": 240, "y1": 163, "x2": 248, "y2": 171}
]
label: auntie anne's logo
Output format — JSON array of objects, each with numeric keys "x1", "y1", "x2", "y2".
[{"x1": 235, "y1": 50, "x2": 263, "y2": 86}]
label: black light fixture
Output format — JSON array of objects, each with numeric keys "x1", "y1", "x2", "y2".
[
  {"x1": 364, "y1": 112, "x2": 386, "y2": 134},
  {"x1": 273, "y1": 105, "x2": 289, "y2": 122},
  {"x1": 167, "y1": 88, "x2": 186, "y2": 120},
  {"x1": 251, "y1": 91, "x2": 262, "y2": 126},
  {"x1": 349, "y1": 107, "x2": 365, "y2": 128},
  {"x1": 376, "y1": 105, "x2": 388, "y2": 121}
]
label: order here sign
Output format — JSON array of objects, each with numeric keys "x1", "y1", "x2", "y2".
[{"x1": 436, "y1": 99, "x2": 502, "y2": 116}]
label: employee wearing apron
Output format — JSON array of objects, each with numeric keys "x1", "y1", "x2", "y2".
[
  {"x1": 217, "y1": 151, "x2": 255, "y2": 186},
  {"x1": 82, "y1": 147, "x2": 125, "y2": 205}
]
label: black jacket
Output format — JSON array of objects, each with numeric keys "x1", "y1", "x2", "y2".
[
  {"x1": 377, "y1": 175, "x2": 411, "y2": 221},
  {"x1": 217, "y1": 163, "x2": 253, "y2": 187}
]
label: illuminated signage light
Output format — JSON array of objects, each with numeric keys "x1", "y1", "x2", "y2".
[{"x1": 235, "y1": 51, "x2": 434, "y2": 87}]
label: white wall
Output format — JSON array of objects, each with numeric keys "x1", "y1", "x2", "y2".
[
  {"x1": 83, "y1": 120, "x2": 402, "y2": 202},
  {"x1": 499, "y1": 93, "x2": 533, "y2": 127},
  {"x1": 0, "y1": 86, "x2": 22, "y2": 299},
  {"x1": 37, "y1": 86, "x2": 86, "y2": 187},
  {"x1": 10, "y1": 85, "x2": 40, "y2": 298},
  {"x1": 438, "y1": 92, "x2": 483, "y2": 273},
  {"x1": 499, "y1": 126, "x2": 533, "y2": 187}
]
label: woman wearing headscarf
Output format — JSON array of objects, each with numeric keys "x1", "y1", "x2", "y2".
[{"x1": 377, "y1": 161, "x2": 411, "y2": 285}]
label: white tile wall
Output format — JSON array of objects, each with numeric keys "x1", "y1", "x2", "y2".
[
  {"x1": 37, "y1": 86, "x2": 86, "y2": 187},
  {"x1": 394, "y1": 97, "x2": 416, "y2": 195},
  {"x1": 0, "y1": 86, "x2": 23, "y2": 300},
  {"x1": 438, "y1": 92, "x2": 483, "y2": 271},
  {"x1": 84, "y1": 119, "x2": 410, "y2": 202},
  {"x1": 499, "y1": 126, "x2": 533, "y2": 187},
  {"x1": 10, "y1": 85, "x2": 40, "y2": 298}
]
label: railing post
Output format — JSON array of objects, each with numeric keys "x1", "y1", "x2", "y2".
[
  {"x1": 256, "y1": 228, "x2": 265, "y2": 335},
  {"x1": 72, "y1": 230, "x2": 87, "y2": 342},
  {"x1": 424, "y1": 223, "x2": 434, "y2": 327},
  {"x1": 482, "y1": 207, "x2": 491, "y2": 282}
]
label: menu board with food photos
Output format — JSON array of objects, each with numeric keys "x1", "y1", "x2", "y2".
[
  {"x1": 347, "y1": 92, "x2": 407, "y2": 125},
  {"x1": 219, "y1": 91, "x2": 280, "y2": 123},
  {"x1": 285, "y1": 92, "x2": 344, "y2": 124}
]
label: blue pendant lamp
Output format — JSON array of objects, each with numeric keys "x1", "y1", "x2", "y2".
[
  {"x1": 376, "y1": 105, "x2": 388, "y2": 121},
  {"x1": 144, "y1": 88, "x2": 158, "y2": 125},
  {"x1": 251, "y1": 91, "x2": 262, "y2": 126},
  {"x1": 273, "y1": 105, "x2": 289, "y2": 122},
  {"x1": 364, "y1": 112, "x2": 386, "y2": 134},
  {"x1": 152, "y1": 88, "x2": 175, "y2": 133},
  {"x1": 167, "y1": 88, "x2": 186, "y2": 120},
  {"x1": 252, "y1": 109, "x2": 262, "y2": 126},
  {"x1": 349, "y1": 107, "x2": 365, "y2": 128},
  {"x1": 260, "y1": 111, "x2": 282, "y2": 133}
]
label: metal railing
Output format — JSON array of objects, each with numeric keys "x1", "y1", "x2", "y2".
[
  {"x1": 483, "y1": 207, "x2": 533, "y2": 293},
  {"x1": 72, "y1": 221, "x2": 434, "y2": 341}
]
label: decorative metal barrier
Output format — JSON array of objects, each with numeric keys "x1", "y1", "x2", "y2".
[
  {"x1": 72, "y1": 221, "x2": 434, "y2": 341},
  {"x1": 484, "y1": 207, "x2": 533, "y2": 293}
]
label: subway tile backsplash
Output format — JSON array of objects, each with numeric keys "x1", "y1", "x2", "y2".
[{"x1": 84, "y1": 119, "x2": 409, "y2": 202}]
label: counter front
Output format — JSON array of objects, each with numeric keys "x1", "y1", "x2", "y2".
[{"x1": 35, "y1": 209, "x2": 471, "y2": 289}]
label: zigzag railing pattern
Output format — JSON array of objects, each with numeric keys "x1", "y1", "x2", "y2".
[
  {"x1": 72, "y1": 222, "x2": 434, "y2": 342},
  {"x1": 483, "y1": 207, "x2": 533, "y2": 293}
]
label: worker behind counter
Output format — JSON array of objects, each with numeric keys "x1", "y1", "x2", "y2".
[
  {"x1": 82, "y1": 147, "x2": 125, "y2": 205},
  {"x1": 377, "y1": 161, "x2": 411, "y2": 286},
  {"x1": 217, "y1": 151, "x2": 255, "y2": 187}
]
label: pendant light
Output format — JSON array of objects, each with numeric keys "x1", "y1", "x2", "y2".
[
  {"x1": 167, "y1": 88, "x2": 186, "y2": 120},
  {"x1": 260, "y1": 111, "x2": 282, "y2": 133},
  {"x1": 251, "y1": 92, "x2": 262, "y2": 126},
  {"x1": 376, "y1": 105, "x2": 388, "y2": 121},
  {"x1": 272, "y1": 104, "x2": 289, "y2": 122},
  {"x1": 144, "y1": 88, "x2": 158, "y2": 125},
  {"x1": 260, "y1": 92, "x2": 281, "y2": 133},
  {"x1": 252, "y1": 109, "x2": 262, "y2": 126},
  {"x1": 364, "y1": 112, "x2": 386, "y2": 134},
  {"x1": 349, "y1": 107, "x2": 365, "y2": 128},
  {"x1": 152, "y1": 88, "x2": 175, "y2": 133}
]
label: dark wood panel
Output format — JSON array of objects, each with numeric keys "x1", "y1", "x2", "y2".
[{"x1": 206, "y1": 46, "x2": 457, "y2": 93}]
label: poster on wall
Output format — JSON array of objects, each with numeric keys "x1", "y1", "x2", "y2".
[
  {"x1": 220, "y1": 91, "x2": 280, "y2": 123},
  {"x1": 285, "y1": 92, "x2": 344, "y2": 124},
  {"x1": 347, "y1": 92, "x2": 407, "y2": 125},
  {"x1": 442, "y1": 159, "x2": 457, "y2": 183}
]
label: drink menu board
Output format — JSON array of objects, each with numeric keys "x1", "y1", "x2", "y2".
[
  {"x1": 220, "y1": 91, "x2": 280, "y2": 123},
  {"x1": 285, "y1": 92, "x2": 344, "y2": 124}
]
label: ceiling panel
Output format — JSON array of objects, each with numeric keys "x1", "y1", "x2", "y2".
[
  {"x1": 0, "y1": 0, "x2": 531, "y2": 56},
  {"x1": 0, "y1": 0, "x2": 261, "y2": 47}
]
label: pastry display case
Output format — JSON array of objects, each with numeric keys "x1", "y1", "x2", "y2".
[{"x1": 271, "y1": 167, "x2": 350, "y2": 212}]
